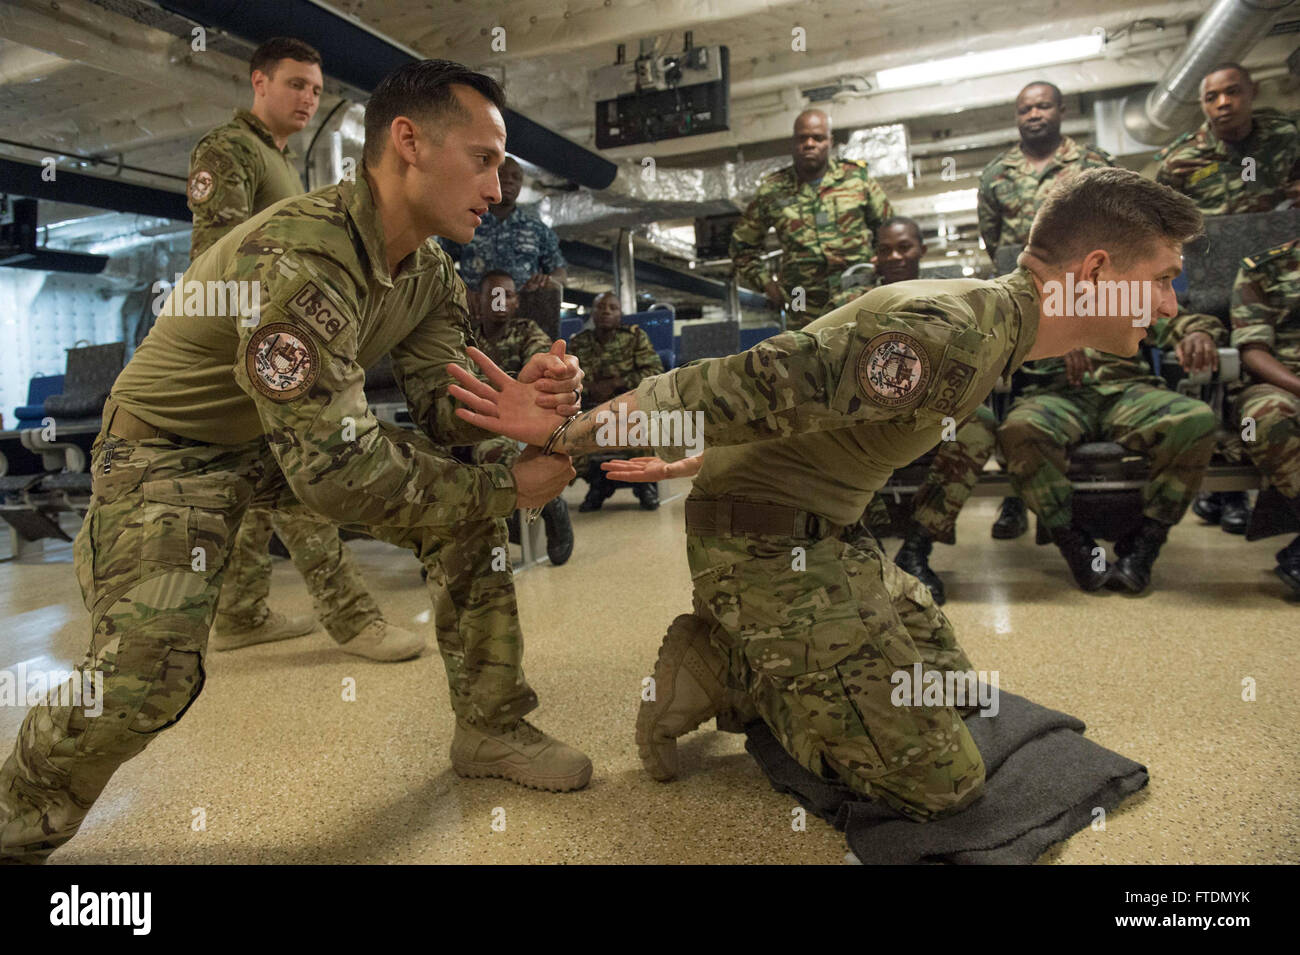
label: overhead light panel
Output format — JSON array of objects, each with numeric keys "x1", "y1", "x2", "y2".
[{"x1": 875, "y1": 33, "x2": 1105, "y2": 90}]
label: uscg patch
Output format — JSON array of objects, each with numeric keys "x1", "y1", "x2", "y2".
[
  {"x1": 188, "y1": 169, "x2": 215, "y2": 204},
  {"x1": 928, "y1": 358, "x2": 977, "y2": 417},
  {"x1": 856, "y1": 331, "x2": 931, "y2": 408},
  {"x1": 286, "y1": 280, "x2": 348, "y2": 343},
  {"x1": 247, "y1": 323, "x2": 319, "y2": 402}
]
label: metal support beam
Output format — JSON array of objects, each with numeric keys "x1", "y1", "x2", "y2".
[
  {"x1": 0, "y1": 158, "x2": 190, "y2": 220},
  {"x1": 613, "y1": 229, "x2": 636, "y2": 315},
  {"x1": 560, "y1": 239, "x2": 767, "y2": 308}
]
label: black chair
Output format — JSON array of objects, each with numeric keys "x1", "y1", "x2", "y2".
[
  {"x1": 42, "y1": 342, "x2": 125, "y2": 422},
  {"x1": 678, "y1": 321, "x2": 739, "y2": 364}
]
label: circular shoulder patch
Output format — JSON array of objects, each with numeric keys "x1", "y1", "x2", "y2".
[
  {"x1": 246, "y1": 323, "x2": 319, "y2": 402},
  {"x1": 856, "y1": 331, "x2": 931, "y2": 408},
  {"x1": 188, "y1": 169, "x2": 215, "y2": 204}
]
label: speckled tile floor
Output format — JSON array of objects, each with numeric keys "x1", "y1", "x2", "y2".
[{"x1": 1, "y1": 483, "x2": 1296, "y2": 864}]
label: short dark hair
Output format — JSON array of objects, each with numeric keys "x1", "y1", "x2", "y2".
[
  {"x1": 878, "y1": 216, "x2": 923, "y2": 244},
  {"x1": 1028, "y1": 167, "x2": 1203, "y2": 267},
  {"x1": 1019, "y1": 80, "x2": 1063, "y2": 106},
  {"x1": 250, "y1": 37, "x2": 322, "y2": 78},
  {"x1": 478, "y1": 269, "x2": 515, "y2": 290},
  {"x1": 1203, "y1": 62, "x2": 1252, "y2": 86},
  {"x1": 363, "y1": 59, "x2": 507, "y2": 167}
]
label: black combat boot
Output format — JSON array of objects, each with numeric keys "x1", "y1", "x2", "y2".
[
  {"x1": 1191, "y1": 490, "x2": 1224, "y2": 524},
  {"x1": 991, "y1": 496, "x2": 1028, "y2": 539},
  {"x1": 1049, "y1": 525, "x2": 1111, "y2": 591},
  {"x1": 1219, "y1": 491, "x2": 1251, "y2": 535},
  {"x1": 1276, "y1": 534, "x2": 1300, "y2": 597},
  {"x1": 541, "y1": 497, "x2": 574, "y2": 565},
  {"x1": 1110, "y1": 517, "x2": 1171, "y2": 594},
  {"x1": 634, "y1": 482, "x2": 660, "y2": 511},
  {"x1": 894, "y1": 525, "x2": 946, "y2": 605},
  {"x1": 579, "y1": 461, "x2": 612, "y2": 512}
]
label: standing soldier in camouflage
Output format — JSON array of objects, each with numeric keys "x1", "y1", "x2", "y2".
[
  {"x1": 472, "y1": 269, "x2": 574, "y2": 564},
  {"x1": 1156, "y1": 62, "x2": 1300, "y2": 532},
  {"x1": 188, "y1": 37, "x2": 419, "y2": 661},
  {"x1": 455, "y1": 169, "x2": 1202, "y2": 821},
  {"x1": 1230, "y1": 239, "x2": 1300, "y2": 596},
  {"x1": 729, "y1": 109, "x2": 892, "y2": 330},
  {"x1": 568, "y1": 291, "x2": 665, "y2": 511},
  {"x1": 0, "y1": 61, "x2": 594, "y2": 864},
  {"x1": 997, "y1": 312, "x2": 1223, "y2": 594},
  {"x1": 977, "y1": 80, "x2": 1115, "y2": 540}
]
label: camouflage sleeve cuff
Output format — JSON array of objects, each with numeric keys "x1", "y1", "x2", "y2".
[
  {"x1": 1173, "y1": 312, "x2": 1228, "y2": 346},
  {"x1": 1231, "y1": 325, "x2": 1276, "y2": 350},
  {"x1": 477, "y1": 462, "x2": 519, "y2": 518},
  {"x1": 632, "y1": 372, "x2": 690, "y2": 463}
]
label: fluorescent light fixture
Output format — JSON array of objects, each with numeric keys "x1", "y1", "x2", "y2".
[
  {"x1": 876, "y1": 33, "x2": 1105, "y2": 90},
  {"x1": 930, "y1": 189, "x2": 978, "y2": 214}
]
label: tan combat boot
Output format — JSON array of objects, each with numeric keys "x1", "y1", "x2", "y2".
[
  {"x1": 451, "y1": 719, "x2": 593, "y2": 792},
  {"x1": 210, "y1": 610, "x2": 318, "y2": 651},
  {"x1": 339, "y1": 620, "x2": 425, "y2": 662},
  {"x1": 636, "y1": 614, "x2": 728, "y2": 781}
]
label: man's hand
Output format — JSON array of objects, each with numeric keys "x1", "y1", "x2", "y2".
[
  {"x1": 763, "y1": 279, "x2": 785, "y2": 310},
  {"x1": 448, "y1": 347, "x2": 568, "y2": 447},
  {"x1": 1064, "y1": 348, "x2": 1093, "y2": 387},
  {"x1": 521, "y1": 272, "x2": 550, "y2": 292},
  {"x1": 512, "y1": 446, "x2": 575, "y2": 508},
  {"x1": 518, "y1": 340, "x2": 584, "y2": 416},
  {"x1": 1175, "y1": 331, "x2": 1219, "y2": 374},
  {"x1": 601, "y1": 455, "x2": 703, "y2": 482}
]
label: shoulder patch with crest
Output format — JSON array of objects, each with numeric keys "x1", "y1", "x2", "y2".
[
  {"x1": 856, "y1": 331, "x2": 931, "y2": 407},
  {"x1": 286, "y1": 279, "x2": 350, "y2": 344},
  {"x1": 188, "y1": 169, "x2": 216, "y2": 204},
  {"x1": 247, "y1": 323, "x2": 319, "y2": 402}
]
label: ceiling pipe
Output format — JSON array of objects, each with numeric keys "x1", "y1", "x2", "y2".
[
  {"x1": 156, "y1": 0, "x2": 618, "y2": 190},
  {"x1": 1122, "y1": 0, "x2": 1295, "y2": 145}
]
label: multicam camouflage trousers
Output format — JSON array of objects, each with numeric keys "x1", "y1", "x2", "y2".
[
  {"x1": 0, "y1": 422, "x2": 536, "y2": 862},
  {"x1": 214, "y1": 506, "x2": 381, "y2": 641},
  {"x1": 1236, "y1": 383, "x2": 1300, "y2": 499},
  {"x1": 687, "y1": 527, "x2": 985, "y2": 822},
  {"x1": 998, "y1": 383, "x2": 1218, "y2": 530}
]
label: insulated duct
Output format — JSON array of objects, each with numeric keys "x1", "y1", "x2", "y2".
[
  {"x1": 156, "y1": 0, "x2": 618, "y2": 189},
  {"x1": 1122, "y1": 0, "x2": 1295, "y2": 145}
]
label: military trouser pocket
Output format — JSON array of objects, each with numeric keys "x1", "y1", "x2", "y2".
[
  {"x1": 89, "y1": 635, "x2": 208, "y2": 742},
  {"x1": 139, "y1": 479, "x2": 241, "y2": 577}
]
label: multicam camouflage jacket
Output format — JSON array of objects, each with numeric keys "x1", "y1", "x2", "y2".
[
  {"x1": 729, "y1": 158, "x2": 893, "y2": 316},
  {"x1": 1156, "y1": 110, "x2": 1300, "y2": 215},
  {"x1": 977, "y1": 136, "x2": 1114, "y2": 264},
  {"x1": 1231, "y1": 237, "x2": 1300, "y2": 376},
  {"x1": 188, "y1": 109, "x2": 304, "y2": 260}
]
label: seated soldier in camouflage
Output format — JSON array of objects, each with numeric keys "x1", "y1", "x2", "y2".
[
  {"x1": 997, "y1": 314, "x2": 1222, "y2": 594},
  {"x1": 470, "y1": 269, "x2": 574, "y2": 565},
  {"x1": 1230, "y1": 239, "x2": 1300, "y2": 596},
  {"x1": 840, "y1": 217, "x2": 1000, "y2": 606},
  {"x1": 452, "y1": 168, "x2": 1203, "y2": 822},
  {"x1": 568, "y1": 291, "x2": 665, "y2": 511}
]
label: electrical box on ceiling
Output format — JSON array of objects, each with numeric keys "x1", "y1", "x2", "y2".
[{"x1": 592, "y1": 41, "x2": 729, "y2": 149}]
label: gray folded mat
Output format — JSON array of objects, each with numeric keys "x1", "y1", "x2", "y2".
[{"x1": 744, "y1": 688, "x2": 1148, "y2": 864}]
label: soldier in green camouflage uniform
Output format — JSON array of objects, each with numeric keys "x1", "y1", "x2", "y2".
[
  {"x1": 455, "y1": 168, "x2": 1200, "y2": 820},
  {"x1": 1230, "y1": 239, "x2": 1300, "y2": 594},
  {"x1": 187, "y1": 37, "x2": 408, "y2": 658},
  {"x1": 1156, "y1": 63, "x2": 1299, "y2": 531},
  {"x1": 730, "y1": 109, "x2": 892, "y2": 330},
  {"x1": 977, "y1": 80, "x2": 1115, "y2": 540},
  {"x1": 470, "y1": 269, "x2": 574, "y2": 564},
  {"x1": 1155, "y1": 64, "x2": 1300, "y2": 216},
  {"x1": 998, "y1": 311, "x2": 1223, "y2": 593},
  {"x1": 0, "y1": 63, "x2": 593, "y2": 863},
  {"x1": 568, "y1": 292, "x2": 665, "y2": 510}
]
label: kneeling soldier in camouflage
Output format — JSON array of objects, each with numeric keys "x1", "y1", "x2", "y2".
[
  {"x1": 451, "y1": 169, "x2": 1203, "y2": 821},
  {"x1": 0, "y1": 61, "x2": 592, "y2": 864}
]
